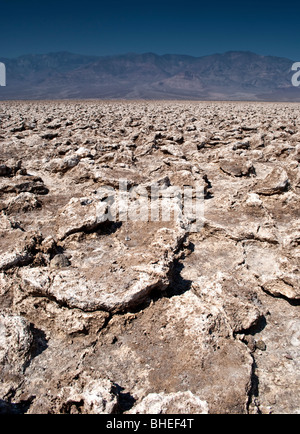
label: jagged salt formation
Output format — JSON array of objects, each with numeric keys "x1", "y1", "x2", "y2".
[{"x1": 0, "y1": 101, "x2": 299, "y2": 414}]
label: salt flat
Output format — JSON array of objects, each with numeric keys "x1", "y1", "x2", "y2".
[{"x1": 0, "y1": 100, "x2": 299, "y2": 414}]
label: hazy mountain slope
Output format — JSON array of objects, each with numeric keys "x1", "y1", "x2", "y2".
[{"x1": 0, "y1": 51, "x2": 299, "y2": 100}]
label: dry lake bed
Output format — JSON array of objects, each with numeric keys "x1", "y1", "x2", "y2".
[{"x1": 0, "y1": 100, "x2": 299, "y2": 414}]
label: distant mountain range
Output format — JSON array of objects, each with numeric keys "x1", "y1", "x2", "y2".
[{"x1": 0, "y1": 51, "x2": 300, "y2": 101}]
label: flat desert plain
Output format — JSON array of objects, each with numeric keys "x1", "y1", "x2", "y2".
[{"x1": 0, "y1": 100, "x2": 299, "y2": 414}]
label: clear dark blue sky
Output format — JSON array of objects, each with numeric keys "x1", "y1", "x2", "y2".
[{"x1": 0, "y1": 0, "x2": 299, "y2": 59}]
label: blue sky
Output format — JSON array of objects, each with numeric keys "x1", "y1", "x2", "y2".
[{"x1": 0, "y1": 0, "x2": 299, "y2": 59}]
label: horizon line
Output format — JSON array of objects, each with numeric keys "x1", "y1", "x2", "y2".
[{"x1": 0, "y1": 50, "x2": 295, "y2": 62}]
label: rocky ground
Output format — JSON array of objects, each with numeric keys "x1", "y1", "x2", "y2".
[{"x1": 0, "y1": 100, "x2": 299, "y2": 414}]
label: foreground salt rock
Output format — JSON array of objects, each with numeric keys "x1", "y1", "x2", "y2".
[
  {"x1": 56, "y1": 196, "x2": 109, "y2": 240},
  {"x1": 0, "y1": 192, "x2": 41, "y2": 215},
  {"x1": 57, "y1": 377, "x2": 119, "y2": 414},
  {"x1": 16, "y1": 368, "x2": 119, "y2": 414},
  {"x1": 0, "y1": 100, "x2": 299, "y2": 414},
  {"x1": 27, "y1": 375, "x2": 120, "y2": 414},
  {"x1": 0, "y1": 174, "x2": 48, "y2": 196},
  {"x1": 19, "y1": 263, "x2": 169, "y2": 313},
  {"x1": 0, "y1": 216, "x2": 43, "y2": 272},
  {"x1": 18, "y1": 218, "x2": 187, "y2": 312},
  {"x1": 76, "y1": 289, "x2": 254, "y2": 414},
  {"x1": 254, "y1": 167, "x2": 290, "y2": 196},
  {"x1": 0, "y1": 314, "x2": 33, "y2": 398},
  {"x1": 129, "y1": 391, "x2": 209, "y2": 414}
]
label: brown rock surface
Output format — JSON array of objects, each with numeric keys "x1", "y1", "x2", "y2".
[{"x1": 0, "y1": 100, "x2": 299, "y2": 414}]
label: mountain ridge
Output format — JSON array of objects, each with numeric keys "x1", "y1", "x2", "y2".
[{"x1": 0, "y1": 51, "x2": 299, "y2": 101}]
